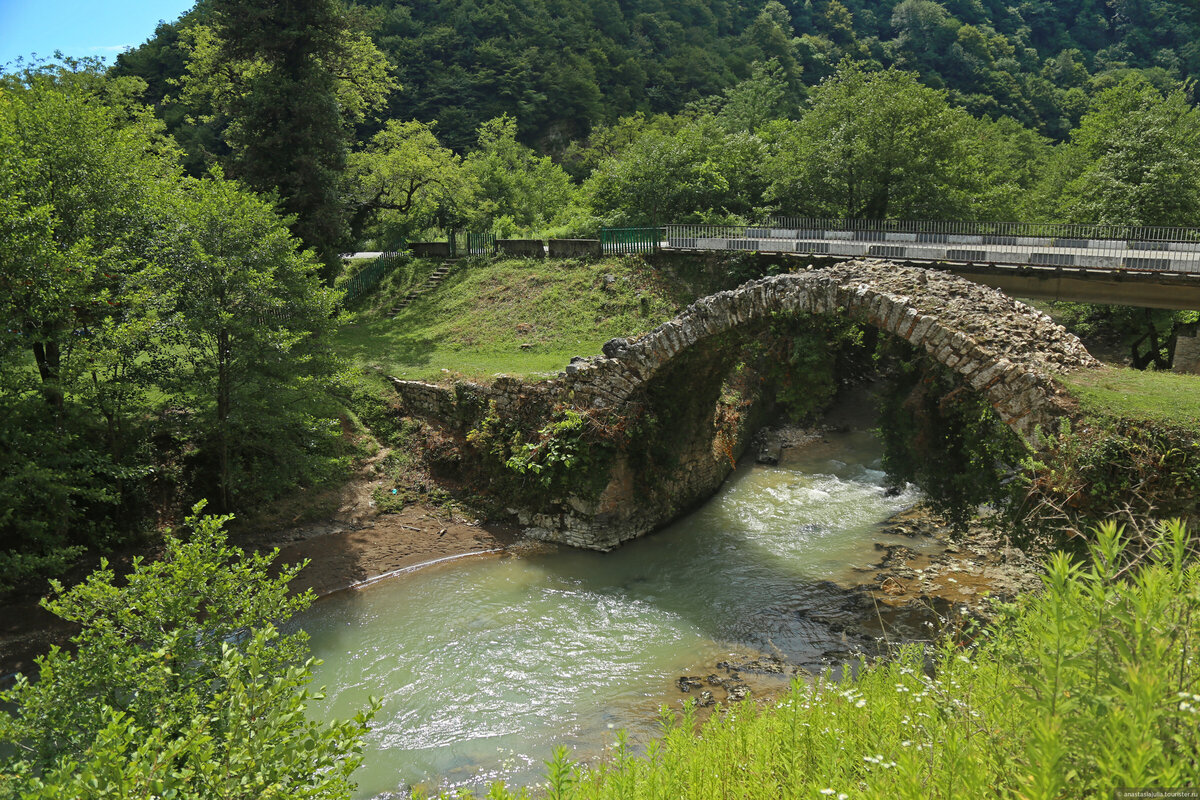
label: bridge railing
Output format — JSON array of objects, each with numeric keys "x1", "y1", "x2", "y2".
[
  {"x1": 764, "y1": 217, "x2": 1200, "y2": 244},
  {"x1": 601, "y1": 227, "x2": 664, "y2": 255},
  {"x1": 663, "y1": 221, "x2": 1200, "y2": 275}
]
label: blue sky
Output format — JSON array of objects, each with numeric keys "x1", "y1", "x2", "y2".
[{"x1": 0, "y1": 0, "x2": 196, "y2": 68}]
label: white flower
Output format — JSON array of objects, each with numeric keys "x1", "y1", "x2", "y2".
[
  {"x1": 855, "y1": 699, "x2": 866, "y2": 708},
  {"x1": 820, "y1": 789, "x2": 836, "y2": 796}
]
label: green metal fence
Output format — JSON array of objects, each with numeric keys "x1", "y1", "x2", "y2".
[
  {"x1": 449, "y1": 231, "x2": 496, "y2": 257},
  {"x1": 600, "y1": 227, "x2": 663, "y2": 255},
  {"x1": 342, "y1": 251, "x2": 407, "y2": 305}
]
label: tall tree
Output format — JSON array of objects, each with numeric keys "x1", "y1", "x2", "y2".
[
  {"x1": 764, "y1": 63, "x2": 983, "y2": 220},
  {"x1": 0, "y1": 64, "x2": 176, "y2": 584},
  {"x1": 346, "y1": 119, "x2": 477, "y2": 247},
  {"x1": 463, "y1": 115, "x2": 576, "y2": 235},
  {"x1": 585, "y1": 113, "x2": 769, "y2": 225},
  {"x1": 153, "y1": 173, "x2": 346, "y2": 512},
  {"x1": 186, "y1": 0, "x2": 394, "y2": 277},
  {"x1": 1051, "y1": 76, "x2": 1200, "y2": 227}
]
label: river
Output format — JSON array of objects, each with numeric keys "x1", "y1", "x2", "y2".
[{"x1": 298, "y1": 427, "x2": 931, "y2": 798}]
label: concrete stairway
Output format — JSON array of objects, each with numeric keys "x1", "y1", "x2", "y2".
[{"x1": 388, "y1": 261, "x2": 456, "y2": 316}]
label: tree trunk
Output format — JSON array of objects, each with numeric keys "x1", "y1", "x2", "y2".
[
  {"x1": 217, "y1": 327, "x2": 231, "y2": 512},
  {"x1": 31, "y1": 340, "x2": 64, "y2": 410}
]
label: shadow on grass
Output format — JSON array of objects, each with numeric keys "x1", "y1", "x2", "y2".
[{"x1": 332, "y1": 320, "x2": 437, "y2": 372}]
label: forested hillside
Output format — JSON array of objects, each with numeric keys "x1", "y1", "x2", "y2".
[{"x1": 118, "y1": 0, "x2": 1200, "y2": 150}]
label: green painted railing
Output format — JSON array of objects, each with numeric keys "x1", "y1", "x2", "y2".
[
  {"x1": 342, "y1": 251, "x2": 407, "y2": 304},
  {"x1": 601, "y1": 227, "x2": 663, "y2": 255},
  {"x1": 449, "y1": 231, "x2": 496, "y2": 257}
]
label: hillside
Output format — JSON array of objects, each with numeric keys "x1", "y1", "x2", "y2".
[
  {"x1": 332, "y1": 255, "x2": 700, "y2": 381},
  {"x1": 115, "y1": 0, "x2": 1200, "y2": 152}
]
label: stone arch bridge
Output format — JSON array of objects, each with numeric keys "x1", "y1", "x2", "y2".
[{"x1": 391, "y1": 260, "x2": 1099, "y2": 550}]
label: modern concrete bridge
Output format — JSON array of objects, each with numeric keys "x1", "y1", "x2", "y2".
[{"x1": 663, "y1": 221, "x2": 1200, "y2": 310}]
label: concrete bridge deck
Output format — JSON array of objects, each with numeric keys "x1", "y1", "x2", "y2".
[{"x1": 663, "y1": 223, "x2": 1200, "y2": 310}]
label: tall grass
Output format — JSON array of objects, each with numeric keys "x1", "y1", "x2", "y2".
[{"x1": 435, "y1": 521, "x2": 1200, "y2": 799}]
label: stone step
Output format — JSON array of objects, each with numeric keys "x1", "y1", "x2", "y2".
[{"x1": 388, "y1": 262, "x2": 457, "y2": 316}]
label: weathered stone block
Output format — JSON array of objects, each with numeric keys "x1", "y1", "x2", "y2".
[{"x1": 497, "y1": 239, "x2": 546, "y2": 258}]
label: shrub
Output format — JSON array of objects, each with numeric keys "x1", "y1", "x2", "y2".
[{"x1": 0, "y1": 503, "x2": 375, "y2": 799}]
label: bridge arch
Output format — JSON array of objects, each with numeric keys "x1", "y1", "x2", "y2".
[
  {"x1": 392, "y1": 260, "x2": 1099, "y2": 550},
  {"x1": 563, "y1": 260, "x2": 1098, "y2": 446}
]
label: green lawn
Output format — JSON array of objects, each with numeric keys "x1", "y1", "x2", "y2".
[
  {"x1": 1063, "y1": 365, "x2": 1200, "y2": 431},
  {"x1": 331, "y1": 255, "x2": 696, "y2": 382}
]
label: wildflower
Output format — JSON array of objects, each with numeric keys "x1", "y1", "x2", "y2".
[{"x1": 855, "y1": 699, "x2": 866, "y2": 708}]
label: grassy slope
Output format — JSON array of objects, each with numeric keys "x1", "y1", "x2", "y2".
[
  {"x1": 1062, "y1": 366, "x2": 1200, "y2": 433},
  {"x1": 1019, "y1": 299, "x2": 1200, "y2": 430},
  {"x1": 332, "y1": 255, "x2": 697, "y2": 381}
]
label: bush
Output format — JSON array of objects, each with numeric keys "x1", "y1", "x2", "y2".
[{"x1": 0, "y1": 503, "x2": 375, "y2": 799}]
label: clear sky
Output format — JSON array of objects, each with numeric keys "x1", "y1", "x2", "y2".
[{"x1": 0, "y1": 0, "x2": 196, "y2": 68}]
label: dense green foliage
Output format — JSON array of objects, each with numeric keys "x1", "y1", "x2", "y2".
[
  {"x1": 178, "y1": 0, "x2": 395, "y2": 274},
  {"x1": 330, "y1": 0, "x2": 1200, "y2": 149},
  {"x1": 5, "y1": 3, "x2": 1200, "y2": 795},
  {"x1": 1022, "y1": 417, "x2": 1200, "y2": 537},
  {"x1": 0, "y1": 63, "x2": 348, "y2": 589},
  {"x1": 118, "y1": 0, "x2": 1200, "y2": 152},
  {"x1": 107, "y1": 0, "x2": 1200, "y2": 243},
  {"x1": 0, "y1": 505, "x2": 373, "y2": 798}
]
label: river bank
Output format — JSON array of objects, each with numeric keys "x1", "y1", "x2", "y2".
[
  {"x1": 0, "y1": 471, "x2": 522, "y2": 680},
  {"x1": 663, "y1": 501, "x2": 1046, "y2": 736},
  {"x1": 1, "y1": 421, "x2": 1044, "y2": 708}
]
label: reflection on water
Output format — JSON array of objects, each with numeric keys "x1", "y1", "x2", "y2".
[{"x1": 299, "y1": 428, "x2": 924, "y2": 798}]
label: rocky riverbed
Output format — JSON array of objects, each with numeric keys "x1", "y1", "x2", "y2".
[{"x1": 673, "y1": 416, "x2": 1046, "y2": 713}]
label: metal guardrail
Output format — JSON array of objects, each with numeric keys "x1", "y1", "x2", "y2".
[
  {"x1": 663, "y1": 222, "x2": 1200, "y2": 275},
  {"x1": 601, "y1": 227, "x2": 664, "y2": 255}
]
